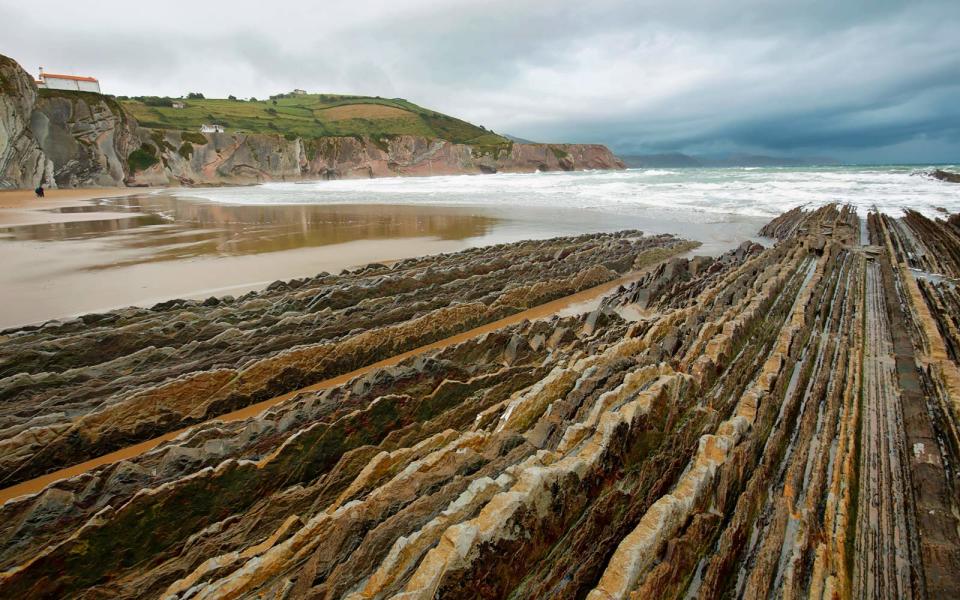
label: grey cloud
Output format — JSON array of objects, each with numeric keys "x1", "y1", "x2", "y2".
[{"x1": 1, "y1": 0, "x2": 957, "y2": 162}]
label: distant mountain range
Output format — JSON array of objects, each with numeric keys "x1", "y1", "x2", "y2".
[{"x1": 620, "y1": 152, "x2": 840, "y2": 168}]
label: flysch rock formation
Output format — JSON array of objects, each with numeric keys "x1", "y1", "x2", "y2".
[
  {"x1": 0, "y1": 54, "x2": 623, "y2": 189},
  {"x1": 0, "y1": 232, "x2": 694, "y2": 486},
  {"x1": 1, "y1": 204, "x2": 960, "y2": 599}
]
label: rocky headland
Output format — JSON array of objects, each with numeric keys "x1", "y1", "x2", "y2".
[
  {"x1": 1, "y1": 204, "x2": 959, "y2": 598},
  {"x1": 0, "y1": 55, "x2": 623, "y2": 189}
]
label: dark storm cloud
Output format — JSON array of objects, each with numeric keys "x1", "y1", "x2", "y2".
[{"x1": 2, "y1": 0, "x2": 957, "y2": 162}]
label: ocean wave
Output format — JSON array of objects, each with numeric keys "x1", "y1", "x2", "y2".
[
  {"x1": 623, "y1": 168, "x2": 678, "y2": 176},
  {"x1": 176, "y1": 166, "x2": 960, "y2": 220}
]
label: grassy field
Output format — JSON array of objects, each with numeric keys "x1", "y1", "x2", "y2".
[{"x1": 117, "y1": 94, "x2": 509, "y2": 149}]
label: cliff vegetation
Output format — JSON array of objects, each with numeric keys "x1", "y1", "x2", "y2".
[{"x1": 119, "y1": 94, "x2": 509, "y2": 150}]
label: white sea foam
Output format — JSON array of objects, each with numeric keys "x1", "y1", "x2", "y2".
[{"x1": 176, "y1": 165, "x2": 960, "y2": 221}]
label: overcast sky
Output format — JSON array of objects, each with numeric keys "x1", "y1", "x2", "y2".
[{"x1": 2, "y1": 0, "x2": 958, "y2": 163}]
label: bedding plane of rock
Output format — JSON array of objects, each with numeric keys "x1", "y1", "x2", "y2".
[
  {"x1": 0, "y1": 230, "x2": 692, "y2": 487},
  {"x1": 2, "y1": 204, "x2": 960, "y2": 599}
]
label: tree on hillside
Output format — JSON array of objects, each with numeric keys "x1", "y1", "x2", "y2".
[
  {"x1": 228, "y1": 94, "x2": 237, "y2": 100},
  {"x1": 144, "y1": 97, "x2": 173, "y2": 107},
  {"x1": 187, "y1": 92, "x2": 205, "y2": 99}
]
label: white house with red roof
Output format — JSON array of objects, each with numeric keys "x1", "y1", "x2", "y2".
[{"x1": 35, "y1": 67, "x2": 101, "y2": 93}]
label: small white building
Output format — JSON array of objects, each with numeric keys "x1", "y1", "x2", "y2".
[
  {"x1": 36, "y1": 68, "x2": 101, "y2": 93},
  {"x1": 172, "y1": 101, "x2": 186, "y2": 109},
  {"x1": 200, "y1": 124, "x2": 225, "y2": 133}
]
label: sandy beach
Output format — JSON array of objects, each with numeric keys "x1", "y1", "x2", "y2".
[
  {"x1": 0, "y1": 188, "x2": 490, "y2": 328},
  {"x1": 0, "y1": 187, "x2": 148, "y2": 208},
  {"x1": 0, "y1": 188, "x2": 148, "y2": 226},
  {"x1": 0, "y1": 186, "x2": 767, "y2": 329}
]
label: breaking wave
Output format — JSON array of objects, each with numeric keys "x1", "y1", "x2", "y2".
[{"x1": 177, "y1": 165, "x2": 960, "y2": 221}]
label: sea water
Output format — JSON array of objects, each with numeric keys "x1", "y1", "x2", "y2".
[
  {"x1": 179, "y1": 165, "x2": 960, "y2": 221},
  {"x1": 4, "y1": 165, "x2": 957, "y2": 327}
]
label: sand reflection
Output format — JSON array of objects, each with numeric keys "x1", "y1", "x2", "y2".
[{"x1": 0, "y1": 196, "x2": 498, "y2": 269}]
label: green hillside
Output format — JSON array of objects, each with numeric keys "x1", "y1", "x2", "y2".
[{"x1": 117, "y1": 93, "x2": 509, "y2": 149}]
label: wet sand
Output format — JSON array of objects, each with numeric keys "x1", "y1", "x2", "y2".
[
  {"x1": 0, "y1": 188, "x2": 147, "y2": 226},
  {"x1": 0, "y1": 269, "x2": 646, "y2": 505},
  {"x1": 0, "y1": 188, "x2": 768, "y2": 329},
  {"x1": 0, "y1": 194, "x2": 498, "y2": 328}
]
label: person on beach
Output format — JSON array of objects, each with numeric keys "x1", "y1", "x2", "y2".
[{"x1": 34, "y1": 185, "x2": 44, "y2": 198}]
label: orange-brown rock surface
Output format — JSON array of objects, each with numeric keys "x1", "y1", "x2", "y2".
[{"x1": 2, "y1": 205, "x2": 960, "y2": 599}]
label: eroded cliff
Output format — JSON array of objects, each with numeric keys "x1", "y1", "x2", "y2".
[
  {"x1": 0, "y1": 55, "x2": 50, "y2": 188},
  {"x1": 125, "y1": 130, "x2": 622, "y2": 187},
  {"x1": 0, "y1": 54, "x2": 624, "y2": 189}
]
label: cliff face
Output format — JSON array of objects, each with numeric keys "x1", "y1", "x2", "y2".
[
  {"x1": 127, "y1": 132, "x2": 624, "y2": 186},
  {"x1": 0, "y1": 54, "x2": 623, "y2": 189},
  {"x1": 31, "y1": 92, "x2": 140, "y2": 187},
  {"x1": 0, "y1": 56, "x2": 50, "y2": 189}
]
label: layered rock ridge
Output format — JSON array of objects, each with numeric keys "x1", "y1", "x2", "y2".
[
  {"x1": 0, "y1": 231, "x2": 692, "y2": 487},
  {"x1": 1, "y1": 205, "x2": 960, "y2": 599}
]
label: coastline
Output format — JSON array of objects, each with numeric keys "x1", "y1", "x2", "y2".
[
  {"x1": 0, "y1": 185, "x2": 768, "y2": 329},
  {"x1": 4, "y1": 13, "x2": 960, "y2": 597},
  {"x1": 0, "y1": 188, "x2": 149, "y2": 226},
  {"x1": 0, "y1": 189, "x2": 484, "y2": 328}
]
